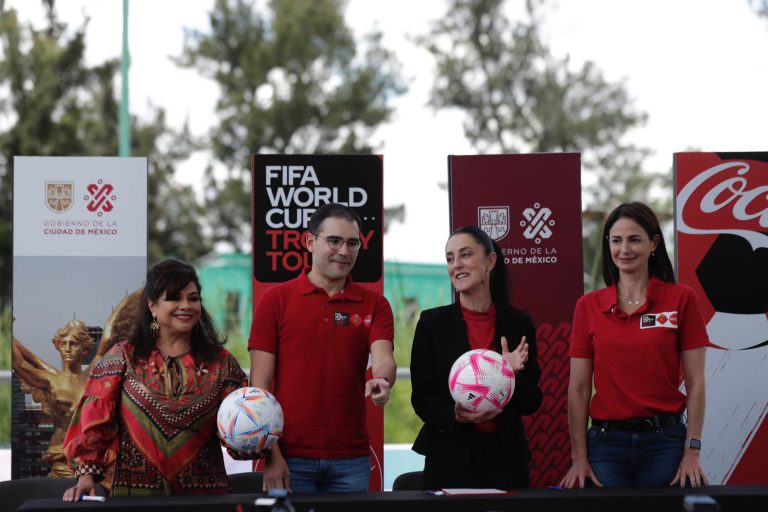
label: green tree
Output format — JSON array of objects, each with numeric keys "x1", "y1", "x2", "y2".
[
  {"x1": 421, "y1": 0, "x2": 664, "y2": 290},
  {"x1": 0, "y1": 0, "x2": 215, "y2": 443},
  {"x1": 0, "y1": 0, "x2": 211, "y2": 308},
  {"x1": 176, "y1": 0, "x2": 406, "y2": 248},
  {"x1": 137, "y1": 115, "x2": 212, "y2": 265}
]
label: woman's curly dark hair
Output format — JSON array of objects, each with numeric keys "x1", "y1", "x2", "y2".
[{"x1": 132, "y1": 259, "x2": 225, "y2": 362}]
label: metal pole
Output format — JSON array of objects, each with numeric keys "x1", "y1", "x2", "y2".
[{"x1": 118, "y1": 0, "x2": 131, "y2": 156}]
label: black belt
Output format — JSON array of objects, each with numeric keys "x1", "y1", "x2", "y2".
[{"x1": 592, "y1": 414, "x2": 683, "y2": 432}]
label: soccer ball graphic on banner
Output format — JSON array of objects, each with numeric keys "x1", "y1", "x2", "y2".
[
  {"x1": 448, "y1": 349, "x2": 515, "y2": 413},
  {"x1": 217, "y1": 387, "x2": 284, "y2": 453}
]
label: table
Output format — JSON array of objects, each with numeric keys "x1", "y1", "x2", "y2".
[{"x1": 17, "y1": 485, "x2": 768, "y2": 512}]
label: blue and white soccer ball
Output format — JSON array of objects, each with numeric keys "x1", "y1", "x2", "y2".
[{"x1": 217, "y1": 387, "x2": 284, "y2": 453}]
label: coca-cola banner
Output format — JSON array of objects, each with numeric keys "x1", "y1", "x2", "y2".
[
  {"x1": 674, "y1": 152, "x2": 768, "y2": 484},
  {"x1": 251, "y1": 154, "x2": 385, "y2": 490},
  {"x1": 449, "y1": 153, "x2": 583, "y2": 487}
]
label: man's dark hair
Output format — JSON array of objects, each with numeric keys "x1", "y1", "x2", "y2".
[{"x1": 307, "y1": 203, "x2": 363, "y2": 234}]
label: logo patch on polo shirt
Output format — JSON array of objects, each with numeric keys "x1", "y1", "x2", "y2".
[
  {"x1": 640, "y1": 311, "x2": 679, "y2": 329},
  {"x1": 334, "y1": 312, "x2": 349, "y2": 326},
  {"x1": 351, "y1": 313, "x2": 362, "y2": 327}
]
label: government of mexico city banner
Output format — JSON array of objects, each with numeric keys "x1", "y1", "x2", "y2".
[
  {"x1": 12, "y1": 156, "x2": 147, "y2": 479},
  {"x1": 448, "y1": 153, "x2": 583, "y2": 487},
  {"x1": 674, "y1": 152, "x2": 768, "y2": 484},
  {"x1": 251, "y1": 154, "x2": 385, "y2": 490}
]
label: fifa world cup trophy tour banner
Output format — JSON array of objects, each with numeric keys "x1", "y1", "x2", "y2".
[
  {"x1": 12, "y1": 156, "x2": 148, "y2": 479},
  {"x1": 448, "y1": 153, "x2": 583, "y2": 488},
  {"x1": 674, "y1": 152, "x2": 768, "y2": 484},
  {"x1": 251, "y1": 154, "x2": 385, "y2": 490}
]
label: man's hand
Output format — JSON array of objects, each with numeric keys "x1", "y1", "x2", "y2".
[
  {"x1": 263, "y1": 447, "x2": 291, "y2": 493},
  {"x1": 365, "y1": 377, "x2": 391, "y2": 406}
]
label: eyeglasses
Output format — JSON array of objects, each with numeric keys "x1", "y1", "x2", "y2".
[{"x1": 314, "y1": 234, "x2": 362, "y2": 252}]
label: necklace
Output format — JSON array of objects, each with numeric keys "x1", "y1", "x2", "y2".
[
  {"x1": 621, "y1": 297, "x2": 643, "y2": 306},
  {"x1": 156, "y1": 345, "x2": 190, "y2": 359}
]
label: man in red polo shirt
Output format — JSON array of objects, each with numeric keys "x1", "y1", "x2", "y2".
[{"x1": 249, "y1": 203, "x2": 396, "y2": 493}]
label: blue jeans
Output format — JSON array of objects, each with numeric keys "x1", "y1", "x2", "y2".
[
  {"x1": 285, "y1": 456, "x2": 370, "y2": 493},
  {"x1": 587, "y1": 423, "x2": 686, "y2": 487}
]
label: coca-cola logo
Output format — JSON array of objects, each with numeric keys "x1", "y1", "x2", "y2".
[
  {"x1": 677, "y1": 158, "x2": 768, "y2": 352},
  {"x1": 677, "y1": 162, "x2": 768, "y2": 250}
]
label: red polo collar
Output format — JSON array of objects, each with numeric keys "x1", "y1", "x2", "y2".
[{"x1": 296, "y1": 267, "x2": 363, "y2": 301}]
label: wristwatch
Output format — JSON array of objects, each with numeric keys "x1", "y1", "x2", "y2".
[{"x1": 685, "y1": 438, "x2": 702, "y2": 450}]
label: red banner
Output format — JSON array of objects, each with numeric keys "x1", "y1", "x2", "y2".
[
  {"x1": 674, "y1": 152, "x2": 768, "y2": 484},
  {"x1": 251, "y1": 154, "x2": 385, "y2": 490},
  {"x1": 448, "y1": 153, "x2": 583, "y2": 487}
]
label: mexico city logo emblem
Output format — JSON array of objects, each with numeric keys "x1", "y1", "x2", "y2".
[
  {"x1": 478, "y1": 206, "x2": 509, "y2": 241},
  {"x1": 520, "y1": 202, "x2": 555, "y2": 244},
  {"x1": 84, "y1": 179, "x2": 116, "y2": 216},
  {"x1": 45, "y1": 182, "x2": 74, "y2": 213}
]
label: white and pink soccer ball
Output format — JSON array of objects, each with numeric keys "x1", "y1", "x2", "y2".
[
  {"x1": 217, "y1": 387, "x2": 284, "y2": 453},
  {"x1": 448, "y1": 349, "x2": 515, "y2": 413}
]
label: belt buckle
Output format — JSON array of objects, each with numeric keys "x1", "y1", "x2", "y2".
[{"x1": 627, "y1": 418, "x2": 655, "y2": 431}]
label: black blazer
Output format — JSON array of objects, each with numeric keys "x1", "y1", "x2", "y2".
[{"x1": 410, "y1": 302, "x2": 543, "y2": 465}]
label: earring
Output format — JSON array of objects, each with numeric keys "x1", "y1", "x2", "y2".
[
  {"x1": 651, "y1": 251, "x2": 655, "y2": 257},
  {"x1": 150, "y1": 316, "x2": 160, "y2": 338}
]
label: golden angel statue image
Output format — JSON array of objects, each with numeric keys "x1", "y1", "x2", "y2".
[{"x1": 12, "y1": 291, "x2": 140, "y2": 478}]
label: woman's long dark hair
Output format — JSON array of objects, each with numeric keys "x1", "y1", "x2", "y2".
[
  {"x1": 133, "y1": 259, "x2": 225, "y2": 362},
  {"x1": 601, "y1": 202, "x2": 675, "y2": 286},
  {"x1": 450, "y1": 226, "x2": 510, "y2": 307}
]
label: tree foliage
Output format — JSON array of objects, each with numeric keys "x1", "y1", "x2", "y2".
[
  {"x1": 421, "y1": 0, "x2": 665, "y2": 290},
  {"x1": 176, "y1": 0, "x2": 406, "y2": 247},
  {"x1": 0, "y1": 0, "x2": 211, "y2": 306}
]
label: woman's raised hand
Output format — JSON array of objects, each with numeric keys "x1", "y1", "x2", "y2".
[{"x1": 501, "y1": 336, "x2": 528, "y2": 374}]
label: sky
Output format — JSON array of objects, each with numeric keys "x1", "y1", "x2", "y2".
[{"x1": 7, "y1": 0, "x2": 768, "y2": 264}]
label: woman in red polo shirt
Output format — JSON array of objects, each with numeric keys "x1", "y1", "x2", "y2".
[
  {"x1": 410, "y1": 226, "x2": 543, "y2": 490},
  {"x1": 561, "y1": 202, "x2": 709, "y2": 489}
]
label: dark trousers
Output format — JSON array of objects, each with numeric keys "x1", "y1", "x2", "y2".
[{"x1": 422, "y1": 433, "x2": 530, "y2": 490}]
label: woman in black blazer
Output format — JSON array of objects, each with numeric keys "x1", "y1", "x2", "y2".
[{"x1": 410, "y1": 226, "x2": 543, "y2": 490}]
